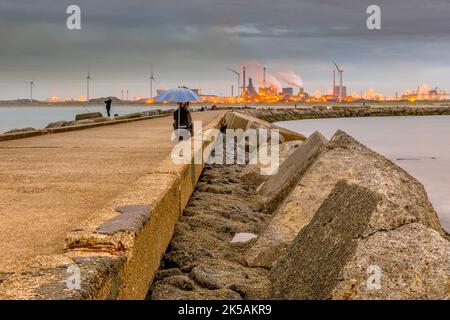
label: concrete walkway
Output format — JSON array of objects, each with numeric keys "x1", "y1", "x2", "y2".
[{"x1": 0, "y1": 111, "x2": 223, "y2": 273}]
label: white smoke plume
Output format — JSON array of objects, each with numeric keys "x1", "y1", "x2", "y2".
[
  {"x1": 275, "y1": 70, "x2": 304, "y2": 88},
  {"x1": 243, "y1": 61, "x2": 282, "y2": 90}
]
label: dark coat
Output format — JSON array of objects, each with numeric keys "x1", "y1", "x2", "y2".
[{"x1": 173, "y1": 107, "x2": 192, "y2": 129}]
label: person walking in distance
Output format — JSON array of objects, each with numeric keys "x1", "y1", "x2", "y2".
[{"x1": 104, "y1": 97, "x2": 112, "y2": 117}]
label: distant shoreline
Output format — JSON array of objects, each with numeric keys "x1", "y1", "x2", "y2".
[
  {"x1": 0, "y1": 103, "x2": 158, "y2": 108},
  {"x1": 1, "y1": 100, "x2": 450, "y2": 108}
]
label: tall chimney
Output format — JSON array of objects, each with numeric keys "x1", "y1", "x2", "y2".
[{"x1": 242, "y1": 66, "x2": 246, "y2": 98}]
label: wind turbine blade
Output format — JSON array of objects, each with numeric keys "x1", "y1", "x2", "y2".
[
  {"x1": 333, "y1": 61, "x2": 339, "y2": 69},
  {"x1": 333, "y1": 61, "x2": 343, "y2": 72},
  {"x1": 226, "y1": 67, "x2": 239, "y2": 76}
]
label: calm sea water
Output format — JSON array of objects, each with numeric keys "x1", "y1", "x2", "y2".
[
  {"x1": 0, "y1": 105, "x2": 176, "y2": 133},
  {"x1": 276, "y1": 116, "x2": 450, "y2": 232}
]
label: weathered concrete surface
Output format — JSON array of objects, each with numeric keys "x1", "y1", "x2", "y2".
[
  {"x1": 45, "y1": 121, "x2": 68, "y2": 129},
  {"x1": 239, "y1": 140, "x2": 303, "y2": 188},
  {"x1": 0, "y1": 110, "x2": 224, "y2": 299},
  {"x1": 149, "y1": 146, "x2": 272, "y2": 300},
  {"x1": 75, "y1": 112, "x2": 103, "y2": 121},
  {"x1": 224, "y1": 111, "x2": 306, "y2": 143},
  {"x1": 270, "y1": 181, "x2": 450, "y2": 300},
  {"x1": 256, "y1": 131, "x2": 327, "y2": 212},
  {"x1": 244, "y1": 132, "x2": 327, "y2": 268},
  {"x1": 4, "y1": 127, "x2": 37, "y2": 134},
  {"x1": 0, "y1": 111, "x2": 169, "y2": 142},
  {"x1": 246, "y1": 130, "x2": 447, "y2": 269}
]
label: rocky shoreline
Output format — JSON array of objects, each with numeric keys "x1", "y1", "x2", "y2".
[{"x1": 239, "y1": 105, "x2": 450, "y2": 123}]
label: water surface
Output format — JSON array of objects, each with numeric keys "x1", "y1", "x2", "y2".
[
  {"x1": 0, "y1": 105, "x2": 175, "y2": 133},
  {"x1": 276, "y1": 116, "x2": 450, "y2": 232}
]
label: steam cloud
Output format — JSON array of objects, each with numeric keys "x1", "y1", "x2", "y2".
[{"x1": 275, "y1": 70, "x2": 304, "y2": 88}]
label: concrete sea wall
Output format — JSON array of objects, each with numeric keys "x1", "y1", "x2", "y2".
[{"x1": 0, "y1": 109, "x2": 172, "y2": 142}]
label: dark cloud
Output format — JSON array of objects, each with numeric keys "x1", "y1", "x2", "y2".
[{"x1": 0, "y1": 0, "x2": 449, "y2": 99}]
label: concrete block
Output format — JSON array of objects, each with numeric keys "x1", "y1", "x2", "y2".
[
  {"x1": 269, "y1": 181, "x2": 450, "y2": 300},
  {"x1": 75, "y1": 112, "x2": 103, "y2": 121},
  {"x1": 245, "y1": 130, "x2": 446, "y2": 269},
  {"x1": 45, "y1": 121, "x2": 67, "y2": 129},
  {"x1": 257, "y1": 131, "x2": 327, "y2": 212}
]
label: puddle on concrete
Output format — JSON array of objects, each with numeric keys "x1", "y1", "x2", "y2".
[{"x1": 230, "y1": 232, "x2": 257, "y2": 243}]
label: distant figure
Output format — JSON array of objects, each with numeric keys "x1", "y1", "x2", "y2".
[
  {"x1": 104, "y1": 98, "x2": 112, "y2": 117},
  {"x1": 211, "y1": 105, "x2": 217, "y2": 110},
  {"x1": 173, "y1": 102, "x2": 193, "y2": 140}
]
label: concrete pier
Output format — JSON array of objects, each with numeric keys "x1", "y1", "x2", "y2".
[{"x1": 0, "y1": 110, "x2": 224, "y2": 299}]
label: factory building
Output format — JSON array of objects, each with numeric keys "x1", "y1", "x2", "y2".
[
  {"x1": 282, "y1": 87, "x2": 294, "y2": 96},
  {"x1": 333, "y1": 85, "x2": 347, "y2": 99},
  {"x1": 246, "y1": 78, "x2": 258, "y2": 98}
]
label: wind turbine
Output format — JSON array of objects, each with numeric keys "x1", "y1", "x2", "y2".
[
  {"x1": 149, "y1": 65, "x2": 156, "y2": 99},
  {"x1": 29, "y1": 77, "x2": 35, "y2": 102},
  {"x1": 226, "y1": 67, "x2": 241, "y2": 97},
  {"x1": 86, "y1": 71, "x2": 92, "y2": 103},
  {"x1": 333, "y1": 61, "x2": 344, "y2": 102}
]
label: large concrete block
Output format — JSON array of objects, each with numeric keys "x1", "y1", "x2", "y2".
[
  {"x1": 244, "y1": 132, "x2": 327, "y2": 268},
  {"x1": 224, "y1": 112, "x2": 306, "y2": 142},
  {"x1": 4, "y1": 127, "x2": 36, "y2": 134},
  {"x1": 258, "y1": 131, "x2": 327, "y2": 212},
  {"x1": 269, "y1": 181, "x2": 450, "y2": 300},
  {"x1": 246, "y1": 130, "x2": 447, "y2": 269},
  {"x1": 75, "y1": 112, "x2": 103, "y2": 121},
  {"x1": 142, "y1": 110, "x2": 160, "y2": 117}
]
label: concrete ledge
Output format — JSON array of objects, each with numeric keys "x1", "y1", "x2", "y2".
[
  {"x1": 75, "y1": 112, "x2": 103, "y2": 121},
  {"x1": 0, "y1": 111, "x2": 225, "y2": 300},
  {"x1": 224, "y1": 111, "x2": 306, "y2": 142},
  {"x1": 0, "y1": 112, "x2": 170, "y2": 142},
  {"x1": 257, "y1": 131, "x2": 328, "y2": 212}
]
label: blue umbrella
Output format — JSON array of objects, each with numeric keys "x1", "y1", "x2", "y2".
[{"x1": 155, "y1": 87, "x2": 201, "y2": 103}]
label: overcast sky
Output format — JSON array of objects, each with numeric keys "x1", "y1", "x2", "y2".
[{"x1": 1, "y1": 0, "x2": 450, "y2": 100}]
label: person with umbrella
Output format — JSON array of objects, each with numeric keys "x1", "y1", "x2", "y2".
[
  {"x1": 155, "y1": 87, "x2": 201, "y2": 140},
  {"x1": 104, "y1": 97, "x2": 112, "y2": 117}
]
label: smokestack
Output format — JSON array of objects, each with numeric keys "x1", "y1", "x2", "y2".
[
  {"x1": 242, "y1": 66, "x2": 246, "y2": 98},
  {"x1": 263, "y1": 67, "x2": 266, "y2": 88}
]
